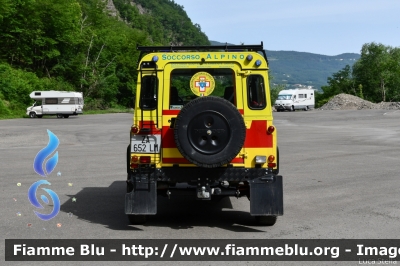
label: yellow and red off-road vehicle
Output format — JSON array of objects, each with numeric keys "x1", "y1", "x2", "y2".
[{"x1": 126, "y1": 43, "x2": 283, "y2": 225}]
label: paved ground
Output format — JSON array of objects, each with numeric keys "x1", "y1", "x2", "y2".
[{"x1": 1, "y1": 109, "x2": 400, "y2": 265}]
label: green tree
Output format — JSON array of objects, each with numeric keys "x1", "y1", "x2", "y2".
[
  {"x1": 327, "y1": 65, "x2": 355, "y2": 95},
  {"x1": 0, "y1": 62, "x2": 40, "y2": 118},
  {"x1": 269, "y1": 84, "x2": 285, "y2": 105},
  {"x1": 0, "y1": 0, "x2": 13, "y2": 22},
  {"x1": 75, "y1": 2, "x2": 149, "y2": 108},
  {"x1": 0, "y1": 0, "x2": 212, "y2": 116},
  {"x1": 268, "y1": 73, "x2": 286, "y2": 104},
  {"x1": 324, "y1": 65, "x2": 354, "y2": 96},
  {"x1": 0, "y1": 0, "x2": 82, "y2": 74},
  {"x1": 114, "y1": 0, "x2": 209, "y2": 45},
  {"x1": 315, "y1": 65, "x2": 355, "y2": 106},
  {"x1": 352, "y1": 43, "x2": 400, "y2": 102}
]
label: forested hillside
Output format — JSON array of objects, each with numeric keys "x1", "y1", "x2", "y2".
[
  {"x1": 0, "y1": 0, "x2": 209, "y2": 118},
  {"x1": 210, "y1": 41, "x2": 400, "y2": 106},
  {"x1": 267, "y1": 51, "x2": 360, "y2": 90},
  {"x1": 1, "y1": 1, "x2": 398, "y2": 118}
]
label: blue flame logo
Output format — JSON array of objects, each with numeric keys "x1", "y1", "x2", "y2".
[
  {"x1": 33, "y1": 130, "x2": 59, "y2": 177},
  {"x1": 28, "y1": 180, "x2": 60, "y2": 220},
  {"x1": 29, "y1": 130, "x2": 60, "y2": 221}
]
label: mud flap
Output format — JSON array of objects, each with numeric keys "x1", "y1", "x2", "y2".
[
  {"x1": 249, "y1": 175, "x2": 283, "y2": 216},
  {"x1": 125, "y1": 180, "x2": 157, "y2": 215}
]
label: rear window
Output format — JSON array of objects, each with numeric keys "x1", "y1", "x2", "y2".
[
  {"x1": 247, "y1": 75, "x2": 266, "y2": 109},
  {"x1": 139, "y1": 75, "x2": 158, "y2": 110},
  {"x1": 170, "y1": 68, "x2": 235, "y2": 109}
]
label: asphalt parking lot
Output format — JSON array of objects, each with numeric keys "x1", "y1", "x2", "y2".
[{"x1": 1, "y1": 109, "x2": 400, "y2": 265}]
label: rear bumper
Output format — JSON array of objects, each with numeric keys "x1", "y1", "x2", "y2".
[
  {"x1": 126, "y1": 167, "x2": 283, "y2": 216},
  {"x1": 129, "y1": 166, "x2": 276, "y2": 183}
]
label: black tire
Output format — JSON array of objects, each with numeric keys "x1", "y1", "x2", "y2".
[
  {"x1": 290, "y1": 106, "x2": 295, "y2": 112},
  {"x1": 63, "y1": 115, "x2": 69, "y2": 118},
  {"x1": 29, "y1": 112, "x2": 36, "y2": 118},
  {"x1": 174, "y1": 96, "x2": 246, "y2": 168},
  {"x1": 304, "y1": 106, "x2": 308, "y2": 111},
  {"x1": 127, "y1": 144, "x2": 131, "y2": 174},
  {"x1": 126, "y1": 182, "x2": 133, "y2": 193},
  {"x1": 255, "y1": 216, "x2": 277, "y2": 226},
  {"x1": 36, "y1": 115, "x2": 43, "y2": 118},
  {"x1": 127, "y1": 215, "x2": 147, "y2": 225},
  {"x1": 272, "y1": 147, "x2": 279, "y2": 175},
  {"x1": 57, "y1": 114, "x2": 63, "y2": 118}
]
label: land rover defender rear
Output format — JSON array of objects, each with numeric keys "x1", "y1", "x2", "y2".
[{"x1": 126, "y1": 43, "x2": 283, "y2": 226}]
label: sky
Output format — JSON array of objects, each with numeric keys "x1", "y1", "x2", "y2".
[{"x1": 174, "y1": 0, "x2": 400, "y2": 56}]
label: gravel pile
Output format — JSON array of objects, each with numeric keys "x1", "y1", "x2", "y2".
[
  {"x1": 319, "y1": 93, "x2": 400, "y2": 110},
  {"x1": 377, "y1": 101, "x2": 400, "y2": 110}
]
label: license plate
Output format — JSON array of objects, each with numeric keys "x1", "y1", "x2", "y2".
[{"x1": 131, "y1": 135, "x2": 161, "y2": 153}]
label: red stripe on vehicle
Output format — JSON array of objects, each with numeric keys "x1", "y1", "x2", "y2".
[
  {"x1": 161, "y1": 126, "x2": 176, "y2": 148},
  {"x1": 162, "y1": 109, "x2": 243, "y2": 115},
  {"x1": 244, "y1": 120, "x2": 273, "y2": 148},
  {"x1": 163, "y1": 110, "x2": 180, "y2": 115},
  {"x1": 163, "y1": 121, "x2": 272, "y2": 148},
  {"x1": 231, "y1": 158, "x2": 244, "y2": 163}
]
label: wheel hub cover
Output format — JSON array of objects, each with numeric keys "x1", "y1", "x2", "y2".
[{"x1": 187, "y1": 111, "x2": 231, "y2": 154}]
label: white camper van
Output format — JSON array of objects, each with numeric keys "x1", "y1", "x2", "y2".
[
  {"x1": 26, "y1": 91, "x2": 84, "y2": 118},
  {"x1": 274, "y1": 89, "x2": 315, "y2": 112}
]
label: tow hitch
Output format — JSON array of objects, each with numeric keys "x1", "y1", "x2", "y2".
[{"x1": 196, "y1": 178, "x2": 211, "y2": 200}]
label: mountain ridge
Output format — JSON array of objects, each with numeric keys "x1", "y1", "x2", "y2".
[{"x1": 210, "y1": 40, "x2": 360, "y2": 89}]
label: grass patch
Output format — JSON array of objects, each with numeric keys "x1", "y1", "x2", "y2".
[
  {"x1": 0, "y1": 113, "x2": 27, "y2": 120},
  {"x1": 83, "y1": 108, "x2": 133, "y2": 115}
]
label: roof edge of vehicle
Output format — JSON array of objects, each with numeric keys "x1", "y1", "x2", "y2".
[
  {"x1": 136, "y1": 42, "x2": 268, "y2": 64},
  {"x1": 29, "y1": 91, "x2": 83, "y2": 99},
  {"x1": 278, "y1": 88, "x2": 315, "y2": 94}
]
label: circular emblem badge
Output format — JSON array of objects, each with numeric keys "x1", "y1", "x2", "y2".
[{"x1": 190, "y1": 72, "x2": 215, "y2": 97}]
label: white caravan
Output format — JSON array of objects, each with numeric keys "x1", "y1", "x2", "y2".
[
  {"x1": 26, "y1": 91, "x2": 84, "y2": 118},
  {"x1": 274, "y1": 89, "x2": 315, "y2": 111}
]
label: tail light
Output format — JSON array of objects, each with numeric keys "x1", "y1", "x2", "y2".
[
  {"x1": 268, "y1": 155, "x2": 276, "y2": 168},
  {"x1": 268, "y1": 155, "x2": 275, "y2": 162},
  {"x1": 130, "y1": 163, "x2": 139, "y2": 168},
  {"x1": 130, "y1": 155, "x2": 139, "y2": 168},
  {"x1": 130, "y1": 156, "x2": 151, "y2": 168},
  {"x1": 139, "y1": 156, "x2": 151, "y2": 164},
  {"x1": 131, "y1": 156, "x2": 138, "y2": 163},
  {"x1": 131, "y1": 125, "x2": 139, "y2": 134},
  {"x1": 267, "y1": 126, "x2": 275, "y2": 134}
]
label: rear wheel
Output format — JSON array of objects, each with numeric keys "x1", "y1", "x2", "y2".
[
  {"x1": 255, "y1": 216, "x2": 277, "y2": 226},
  {"x1": 128, "y1": 215, "x2": 147, "y2": 225},
  {"x1": 126, "y1": 144, "x2": 131, "y2": 174},
  {"x1": 57, "y1": 114, "x2": 63, "y2": 118},
  {"x1": 290, "y1": 106, "x2": 295, "y2": 112},
  {"x1": 29, "y1": 112, "x2": 36, "y2": 118}
]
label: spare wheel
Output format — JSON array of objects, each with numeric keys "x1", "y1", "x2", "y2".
[{"x1": 174, "y1": 96, "x2": 246, "y2": 168}]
